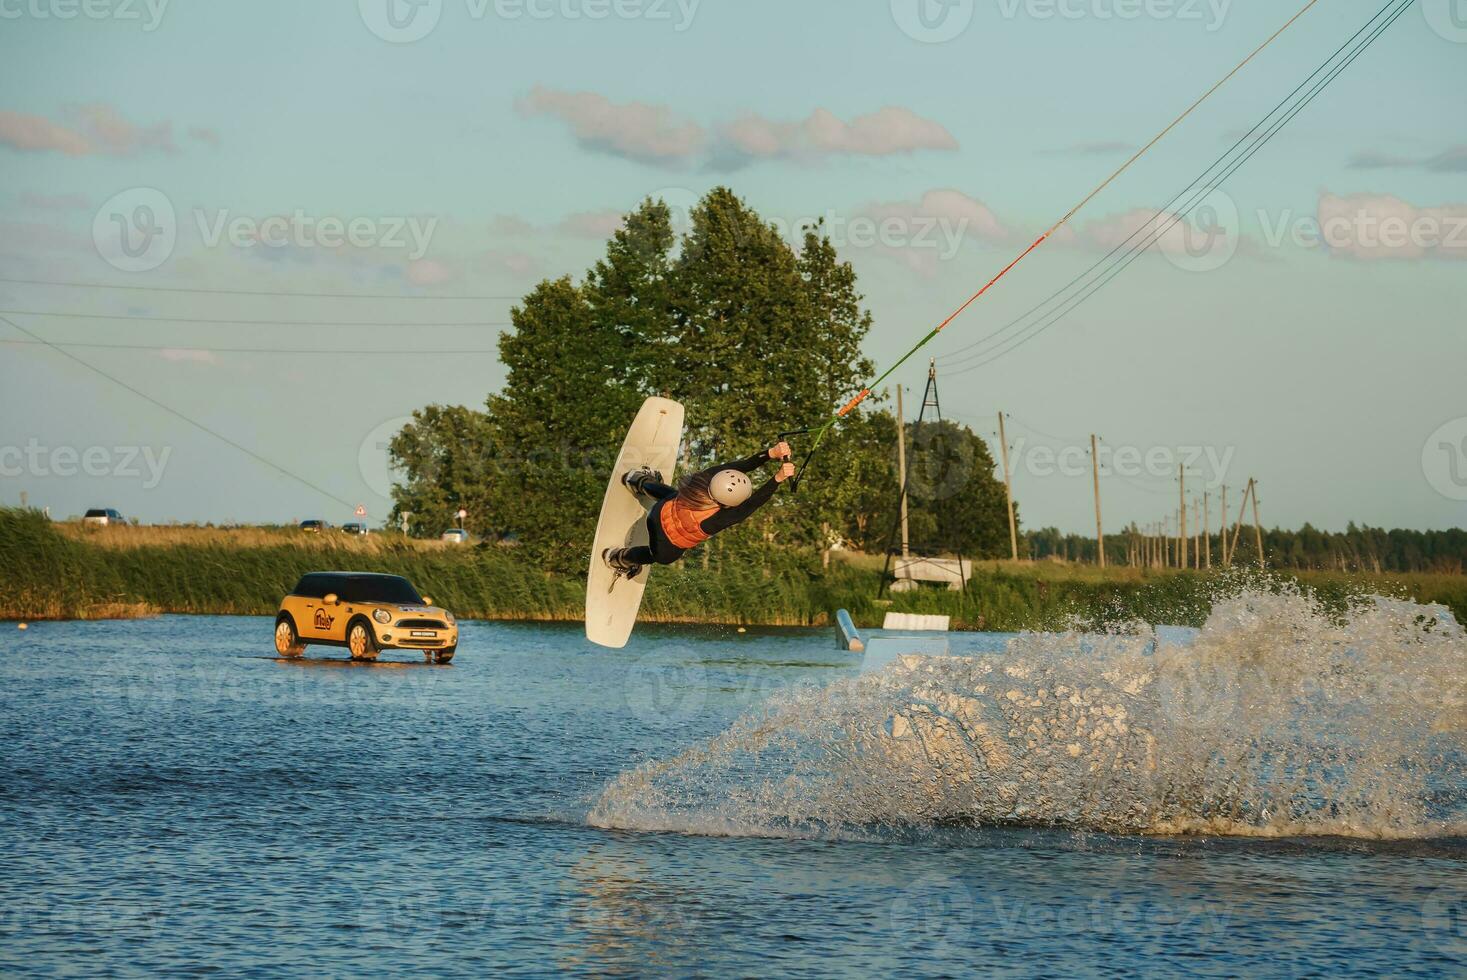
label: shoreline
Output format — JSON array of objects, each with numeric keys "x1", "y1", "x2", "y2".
[{"x1": 6, "y1": 509, "x2": 1465, "y2": 630}]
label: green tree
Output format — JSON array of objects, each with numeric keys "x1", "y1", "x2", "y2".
[
  {"x1": 903, "y1": 419, "x2": 1015, "y2": 559},
  {"x1": 387, "y1": 404, "x2": 498, "y2": 538},
  {"x1": 390, "y1": 187, "x2": 889, "y2": 568}
]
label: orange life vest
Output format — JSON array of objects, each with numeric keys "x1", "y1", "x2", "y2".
[{"x1": 659, "y1": 499, "x2": 720, "y2": 550}]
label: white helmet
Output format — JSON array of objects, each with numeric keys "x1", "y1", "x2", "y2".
[{"x1": 710, "y1": 469, "x2": 753, "y2": 507}]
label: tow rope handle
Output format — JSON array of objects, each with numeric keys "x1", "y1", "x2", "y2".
[{"x1": 777, "y1": 426, "x2": 819, "y2": 495}]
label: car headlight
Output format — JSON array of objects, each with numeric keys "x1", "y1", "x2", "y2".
[
  {"x1": 444, "y1": 611, "x2": 455, "y2": 625},
  {"x1": 373, "y1": 609, "x2": 392, "y2": 625}
]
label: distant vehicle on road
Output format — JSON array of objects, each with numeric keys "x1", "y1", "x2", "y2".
[
  {"x1": 441, "y1": 528, "x2": 471, "y2": 544},
  {"x1": 273, "y1": 571, "x2": 457, "y2": 663},
  {"x1": 82, "y1": 508, "x2": 125, "y2": 527},
  {"x1": 341, "y1": 523, "x2": 368, "y2": 536},
  {"x1": 299, "y1": 519, "x2": 330, "y2": 532}
]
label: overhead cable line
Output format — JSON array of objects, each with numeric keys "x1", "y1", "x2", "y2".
[
  {"x1": 0, "y1": 275, "x2": 522, "y2": 301},
  {"x1": 938, "y1": 0, "x2": 1415, "y2": 378},
  {"x1": 0, "y1": 309, "x2": 510, "y2": 327}
]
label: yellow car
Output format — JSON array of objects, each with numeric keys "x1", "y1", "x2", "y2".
[{"x1": 273, "y1": 571, "x2": 458, "y2": 663}]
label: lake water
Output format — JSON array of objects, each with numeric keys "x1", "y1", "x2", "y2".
[{"x1": 1, "y1": 600, "x2": 1463, "y2": 976}]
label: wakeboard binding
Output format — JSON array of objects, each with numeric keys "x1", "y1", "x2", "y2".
[
  {"x1": 602, "y1": 547, "x2": 644, "y2": 581},
  {"x1": 621, "y1": 468, "x2": 664, "y2": 498}
]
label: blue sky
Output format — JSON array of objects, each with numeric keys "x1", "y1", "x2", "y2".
[{"x1": 0, "y1": 0, "x2": 1464, "y2": 535}]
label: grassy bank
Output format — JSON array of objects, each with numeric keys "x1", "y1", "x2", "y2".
[{"x1": 3, "y1": 508, "x2": 1465, "y2": 629}]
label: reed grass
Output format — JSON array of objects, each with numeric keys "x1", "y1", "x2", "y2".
[{"x1": 4, "y1": 508, "x2": 1464, "y2": 628}]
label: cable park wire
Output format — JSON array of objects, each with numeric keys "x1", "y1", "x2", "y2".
[
  {"x1": 935, "y1": 0, "x2": 1416, "y2": 379},
  {"x1": 820, "y1": 0, "x2": 1327, "y2": 429},
  {"x1": 786, "y1": 0, "x2": 1414, "y2": 487}
]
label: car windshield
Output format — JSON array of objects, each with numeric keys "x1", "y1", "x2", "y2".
[
  {"x1": 85, "y1": 509, "x2": 106, "y2": 517},
  {"x1": 338, "y1": 575, "x2": 423, "y2": 605}
]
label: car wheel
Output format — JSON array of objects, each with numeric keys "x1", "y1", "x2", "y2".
[
  {"x1": 347, "y1": 620, "x2": 379, "y2": 661},
  {"x1": 431, "y1": 645, "x2": 455, "y2": 664},
  {"x1": 274, "y1": 617, "x2": 305, "y2": 658}
]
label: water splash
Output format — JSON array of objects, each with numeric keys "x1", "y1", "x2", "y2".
[{"x1": 589, "y1": 585, "x2": 1466, "y2": 839}]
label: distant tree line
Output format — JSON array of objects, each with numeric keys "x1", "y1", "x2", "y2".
[{"x1": 1026, "y1": 523, "x2": 1467, "y2": 574}]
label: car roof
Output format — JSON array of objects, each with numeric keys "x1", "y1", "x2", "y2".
[{"x1": 305, "y1": 571, "x2": 405, "y2": 578}]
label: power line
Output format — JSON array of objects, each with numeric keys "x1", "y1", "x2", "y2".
[
  {"x1": 0, "y1": 275, "x2": 522, "y2": 301},
  {"x1": 0, "y1": 312, "x2": 354, "y2": 507},
  {"x1": 938, "y1": 0, "x2": 1413, "y2": 378},
  {"x1": 934, "y1": 0, "x2": 1396, "y2": 371},
  {"x1": 0, "y1": 339, "x2": 499, "y2": 355},
  {"x1": 826, "y1": 0, "x2": 1325, "y2": 425},
  {"x1": 0, "y1": 309, "x2": 510, "y2": 327}
]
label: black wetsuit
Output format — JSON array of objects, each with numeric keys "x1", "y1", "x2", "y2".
[{"x1": 622, "y1": 451, "x2": 779, "y2": 566}]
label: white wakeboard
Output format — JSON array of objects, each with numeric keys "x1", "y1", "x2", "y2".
[{"x1": 585, "y1": 396, "x2": 685, "y2": 648}]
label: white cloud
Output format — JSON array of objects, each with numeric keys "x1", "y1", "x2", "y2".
[
  {"x1": 558, "y1": 209, "x2": 626, "y2": 239},
  {"x1": 1316, "y1": 192, "x2": 1467, "y2": 261},
  {"x1": 717, "y1": 106, "x2": 957, "y2": 167},
  {"x1": 406, "y1": 258, "x2": 455, "y2": 286},
  {"x1": 514, "y1": 88, "x2": 958, "y2": 172},
  {"x1": 515, "y1": 86, "x2": 705, "y2": 166},
  {"x1": 0, "y1": 104, "x2": 177, "y2": 157}
]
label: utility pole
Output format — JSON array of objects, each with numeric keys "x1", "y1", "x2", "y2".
[
  {"x1": 1091, "y1": 434, "x2": 1105, "y2": 569},
  {"x1": 1203, "y1": 492, "x2": 1211, "y2": 569},
  {"x1": 1251, "y1": 478, "x2": 1266, "y2": 569},
  {"x1": 1220, "y1": 485, "x2": 1229, "y2": 567},
  {"x1": 998, "y1": 412, "x2": 1019, "y2": 563},
  {"x1": 1230, "y1": 480, "x2": 1252, "y2": 563},
  {"x1": 895, "y1": 385, "x2": 910, "y2": 560},
  {"x1": 1178, "y1": 467, "x2": 1188, "y2": 570},
  {"x1": 1193, "y1": 498, "x2": 1202, "y2": 569}
]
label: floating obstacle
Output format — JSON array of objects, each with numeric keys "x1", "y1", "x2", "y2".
[
  {"x1": 882, "y1": 612, "x2": 951, "y2": 632},
  {"x1": 834, "y1": 609, "x2": 864, "y2": 653}
]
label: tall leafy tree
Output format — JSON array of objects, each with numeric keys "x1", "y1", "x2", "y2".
[
  {"x1": 486, "y1": 202, "x2": 680, "y2": 566},
  {"x1": 387, "y1": 405, "x2": 498, "y2": 538},
  {"x1": 902, "y1": 419, "x2": 1015, "y2": 559}
]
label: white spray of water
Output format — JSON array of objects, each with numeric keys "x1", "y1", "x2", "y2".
[{"x1": 589, "y1": 586, "x2": 1466, "y2": 839}]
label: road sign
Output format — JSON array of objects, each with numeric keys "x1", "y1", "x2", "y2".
[
  {"x1": 456, "y1": 509, "x2": 468, "y2": 519},
  {"x1": 355, "y1": 505, "x2": 367, "y2": 517}
]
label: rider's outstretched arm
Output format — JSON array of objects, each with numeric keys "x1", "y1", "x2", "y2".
[
  {"x1": 716, "y1": 449, "x2": 772, "y2": 475},
  {"x1": 700, "y1": 478, "x2": 779, "y2": 534}
]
